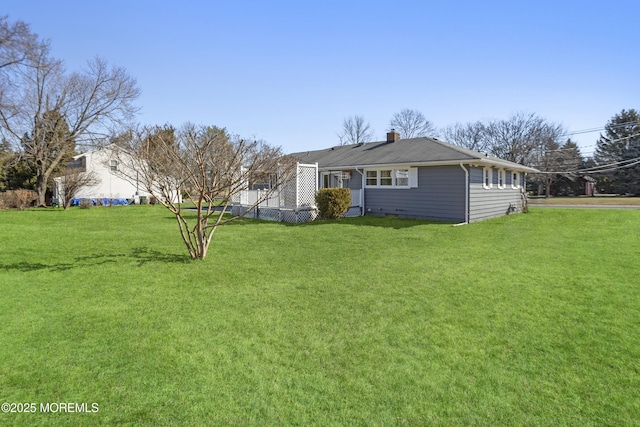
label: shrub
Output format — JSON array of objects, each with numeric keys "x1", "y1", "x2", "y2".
[
  {"x1": 0, "y1": 189, "x2": 37, "y2": 210},
  {"x1": 315, "y1": 188, "x2": 351, "y2": 219},
  {"x1": 79, "y1": 199, "x2": 93, "y2": 209}
]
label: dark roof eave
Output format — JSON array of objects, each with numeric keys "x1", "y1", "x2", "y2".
[{"x1": 316, "y1": 159, "x2": 539, "y2": 173}]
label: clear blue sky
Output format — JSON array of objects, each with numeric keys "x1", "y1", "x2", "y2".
[{"x1": 4, "y1": 0, "x2": 639, "y2": 157}]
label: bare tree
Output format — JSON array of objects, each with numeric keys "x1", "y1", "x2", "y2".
[
  {"x1": 440, "y1": 121, "x2": 489, "y2": 152},
  {"x1": 0, "y1": 16, "x2": 41, "y2": 73},
  {"x1": 1, "y1": 16, "x2": 44, "y2": 150},
  {"x1": 55, "y1": 169, "x2": 100, "y2": 209},
  {"x1": 116, "y1": 124, "x2": 297, "y2": 260},
  {"x1": 337, "y1": 115, "x2": 374, "y2": 145},
  {"x1": 0, "y1": 17, "x2": 140, "y2": 205},
  {"x1": 484, "y1": 112, "x2": 565, "y2": 167},
  {"x1": 388, "y1": 108, "x2": 436, "y2": 139}
]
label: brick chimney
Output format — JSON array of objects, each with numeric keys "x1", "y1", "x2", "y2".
[{"x1": 386, "y1": 130, "x2": 400, "y2": 142}]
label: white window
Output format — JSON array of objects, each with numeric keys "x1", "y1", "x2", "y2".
[
  {"x1": 322, "y1": 173, "x2": 331, "y2": 188},
  {"x1": 365, "y1": 168, "x2": 415, "y2": 188},
  {"x1": 366, "y1": 170, "x2": 377, "y2": 186},
  {"x1": 498, "y1": 169, "x2": 505, "y2": 189},
  {"x1": 380, "y1": 170, "x2": 393, "y2": 186},
  {"x1": 483, "y1": 167, "x2": 492, "y2": 189},
  {"x1": 110, "y1": 160, "x2": 118, "y2": 171},
  {"x1": 321, "y1": 172, "x2": 347, "y2": 188},
  {"x1": 512, "y1": 172, "x2": 519, "y2": 189},
  {"x1": 396, "y1": 169, "x2": 409, "y2": 186}
]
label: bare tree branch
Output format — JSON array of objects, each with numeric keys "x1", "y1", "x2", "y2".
[
  {"x1": 485, "y1": 111, "x2": 565, "y2": 166},
  {"x1": 388, "y1": 109, "x2": 436, "y2": 139},
  {"x1": 440, "y1": 121, "x2": 489, "y2": 153},
  {"x1": 337, "y1": 115, "x2": 374, "y2": 145},
  {"x1": 114, "y1": 124, "x2": 297, "y2": 259},
  {"x1": 0, "y1": 19, "x2": 140, "y2": 206},
  {"x1": 54, "y1": 169, "x2": 100, "y2": 209}
]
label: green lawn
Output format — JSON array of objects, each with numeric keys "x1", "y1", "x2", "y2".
[
  {"x1": 528, "y1": 196, "x2": 640, "y2": 205},
  {"x1": 1, "y1": 206, "x2": 639, "y2": 426}
]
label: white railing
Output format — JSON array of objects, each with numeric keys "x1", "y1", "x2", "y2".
[{"x1": 242, "y1": 189, "x2": 282, "y2": 208}]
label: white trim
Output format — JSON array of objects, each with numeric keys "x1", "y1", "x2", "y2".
[
  {"x1": 318, "y1": 160, "x2": 538, "y2": 173},
  {"x1": 459, "y1": 163, "x2": 469, "y2": 224},
  {"x1": 320, "y1": 171, "x2": 344, "y2": 188},
  {"x1": 483, "y1": 167, "x2": 492, "y2": 189},
  {"x1": 497, "y1": 169, "x2": 505, "y2": 189},
  {"x1": 409, "y1": 167, "x2": 418, "y2": 188},
  {"x1": 511, "y1": 171, "x2": 520, "y2": 189},
  {"x1": 364, "y1": 167, "x2": 412, "y2": 188}
]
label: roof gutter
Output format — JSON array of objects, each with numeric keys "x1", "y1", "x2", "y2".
[
  {"x1": 354, "y1": 167, "x2": 365, "y2": 216},
  {"x1": 456, "y1": 162, "x2": 469, "y2": 225},
  {"x1": 315, "y1": 159, "x2": 538, "y2": 173}
]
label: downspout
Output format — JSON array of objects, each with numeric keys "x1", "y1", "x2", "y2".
[
  {"x1": 456, "y1": 162, "x2": 469, "y2": 225},
  {"x1": 354, "y1": 167, "x2": 365, "y2": 216}
]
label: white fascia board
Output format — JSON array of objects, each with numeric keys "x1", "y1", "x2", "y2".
[
  {"x1": 473, "y1": 159, "x2": 539, "y2": 173},
  {"x1": 319, "y1": 160, "x2": 477, "y2": 170},
  {"x1": 319, "y1": 161, "x2": 458, "y2": 170}
]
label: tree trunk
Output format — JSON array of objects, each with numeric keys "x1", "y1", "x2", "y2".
[
  {"x1": 35, "y1": 173, "x2": 48, "y2": 206},
  {"x1": 546, "y1": 176, "x2": 552, "y2": 198}
]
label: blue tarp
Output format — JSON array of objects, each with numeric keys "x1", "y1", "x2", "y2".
[{"x1": 70, "y1": 198, "x2": 132, "y2": 206}]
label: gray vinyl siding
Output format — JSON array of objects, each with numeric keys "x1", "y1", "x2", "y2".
[
  {"x1": 364, "y1": 166, "x2": 465, "y2": 222},
  {"x1": 469, "y1": 166, "x2": 524, "y2": 222},
  {"x1": 344, "y1": 170, "x2": 362, "y2": 190}
]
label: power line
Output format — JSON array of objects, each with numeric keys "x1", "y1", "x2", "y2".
[
  {"x1": 535, "y1": 156, "x2": 640, "y2": 175},
  {"x1": 561, "y1": 120, "x2": 640, "y2": 138},
  {"x1": 549, "y1": 134, "x2": 639, "y2": 152}
]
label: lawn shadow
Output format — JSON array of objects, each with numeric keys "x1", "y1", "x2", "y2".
[
  {"x1": 1, "y1": 247, "x2": 191, "y2": 273},
  {"x1": 75, "y1": 247, "x2": 191, "y2": 267},
  {"x1": 0, "y1": 260, "x2": 76, "y2": 273},
  {"x1": 224, "y1": 215, "x2": 452, "y2": 230}
]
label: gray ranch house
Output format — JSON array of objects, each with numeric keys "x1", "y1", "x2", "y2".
[{"x1": 233, "y1": 132, "x2": 538, "y2": 223}]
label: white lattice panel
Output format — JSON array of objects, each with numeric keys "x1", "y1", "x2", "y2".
[
  {"x1": 232, "y1": 162, "x2": 327, "y2": 223},
  {"x1": 297, "y1": 164, "x2": 318, "y2": 207},
  {"x1": 280, "y1": 178, "x2": 297, "y2": 208},
  {"x1": 256, "y1": 208, "x2": 282, "y2": 222}
]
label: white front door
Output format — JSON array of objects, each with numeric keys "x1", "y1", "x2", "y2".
[{"x1": 321, "y1": 172, "x2": 343, "y2": 188}]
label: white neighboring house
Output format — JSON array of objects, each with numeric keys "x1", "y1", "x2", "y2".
[{"x1": 53, "y1": 145, "x2": 179, "y2": 205}]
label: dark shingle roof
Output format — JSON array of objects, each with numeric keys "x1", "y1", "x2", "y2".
[{"x1": 290, "y1": 137, "x2": 538, "y2": 172}]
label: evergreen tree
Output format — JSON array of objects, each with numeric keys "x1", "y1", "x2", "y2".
[
  {"x1": 20, "y1": 109, "x2": 76, "y2": 203},
  {"x1": 595, "y1": 109, "x2": 640, "y2": 194},
  {"x1": 551, "y1": 139, "x2": 585, "y2": 195}
]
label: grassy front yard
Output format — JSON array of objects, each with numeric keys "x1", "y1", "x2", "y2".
[
  {"x1": 1, "y1": 206, "x2": 639, "y2": 425},
  {"x1": 528, "y1": 196, "x2": 640, "y2": 205}
]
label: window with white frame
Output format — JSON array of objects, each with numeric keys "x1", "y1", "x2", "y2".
[
  {"x1": 322, "y1": 173, "x2": 331, "y2": 188},
  {"x1": 380, "y1": 170, "x2": 393, "y2": 186},
  {"x1": 365, "y1": 168, "x2": 413, "y2": 188},
  {"x1": 483, "y1": 167, "x2": 492, "y2": 189},
  {"x1": 110, "y1": 160, "x2": 118, "y2": 171},
  {"x1": 366, "y1": 170, "x2": 377, "y2": 186},
  {"x1": 498, "y1": 169, "x2": 505, "y2": 189},
  {"x1": 396, "y1": 169, "x2": 409, "y2": 186},
  {"x1": 512, "y1": 172, "x2": 519, "y2": 189}
]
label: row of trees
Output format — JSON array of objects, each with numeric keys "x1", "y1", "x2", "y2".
[
  {"x1": 0, "y1": 16, "x2": 294, "y2": 260},
  {"x1": 2, "y1": 15, "x2": 639, "y2": 259},
  {"x1": 0, "y1": 16, "x2": 140, "y2": 206},
  {"x1": 338, "y1": 109, "x2": 640, "y2": 196},
  {"x1": 337, "y1": 109, "x2": 436, "y2": 145}
]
